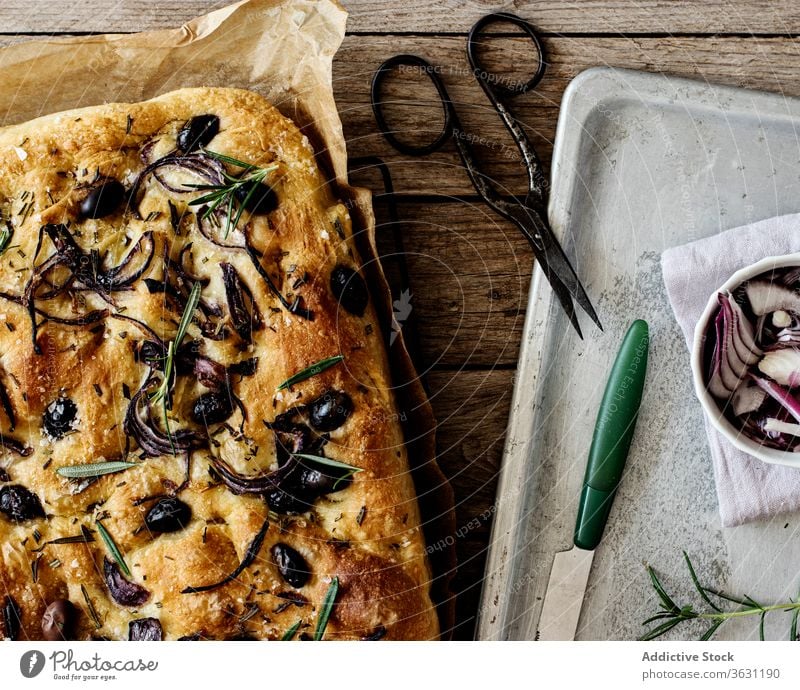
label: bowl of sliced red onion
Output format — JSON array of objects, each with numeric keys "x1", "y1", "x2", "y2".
[{"x1": 692, "y1": 254, "x2": 800, "y2": 465}]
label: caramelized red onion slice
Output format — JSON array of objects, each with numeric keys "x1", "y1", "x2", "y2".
[
  {"x1": 123, "y1": 382, "x2": 206, "y2": 458},
  {"x1": 100, "y1": 231, "x2": 156, "y2": 289},
  {"x1": 103, "y1": 557, "x2": 150, "y2": 606},
  {"x1": 208, "y1": 456, "x2": 288, "y2": 495},
  {"x1": 220, "y1": 262, "x2": 262, "y2": 343},
  {"x1": 129, "y1": 152, "x2": 225, "y2": 209},
  {"x1": 196, "y1": 206, "x2": 246, "y2": 249}
]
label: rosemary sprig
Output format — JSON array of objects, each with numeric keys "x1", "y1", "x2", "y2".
[
  {"x1": 277, "y1": 355, "x2": 344, "y2": 391},
  {"x1": 149, "y1": 281, "x2": 201, "y2": 452},
  {"x1": 314, "y1": 577, "x2": 339, "y2": 641},
  {"x1": 186, "y1": 149, "x2": 278, "y2": 239},
  {"x1": 96, "y1": 520, "x2": 131, "y2": 577},
  {"x1": 56, "y1": 460, "x2": 138, "y2": 479},
  {"x1": 281, "y1": 619, "x2": 303, "y2": 641},
  {"x1": 642, "y1": 551, "x2": 800, "y2": 641}
]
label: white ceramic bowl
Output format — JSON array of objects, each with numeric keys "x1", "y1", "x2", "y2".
[{"x1": 691, "y1": 252, "x2": 800, "y2": 467}]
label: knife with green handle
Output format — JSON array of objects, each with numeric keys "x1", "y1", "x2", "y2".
[{"x1": 537, "y1": 319, "x2": 649, "y2": 641}]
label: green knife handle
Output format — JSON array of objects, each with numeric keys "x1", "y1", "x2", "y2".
[{"x1": 574, "y1": 319, "x2": 649, "y2": 550}]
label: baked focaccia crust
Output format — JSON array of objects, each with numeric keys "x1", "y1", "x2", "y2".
[{"x1": 0, "y1": 87, "x2": 438, "y2": 640}]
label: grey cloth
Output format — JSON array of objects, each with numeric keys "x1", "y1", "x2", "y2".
[{"x1": 661, "y1": 213, "x2": 800, "y2": 527}]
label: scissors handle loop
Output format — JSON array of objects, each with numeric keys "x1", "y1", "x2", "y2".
[
  {"x1": 466, "y1": 12, "x2": 546, "y2": 97},
  {"x1": 371, "y1": 54, "x2": 455, "y2": 157}
]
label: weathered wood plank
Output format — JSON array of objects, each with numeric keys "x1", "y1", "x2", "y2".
[
  {"x1": 426, "y1": 368, "x2": 514, "y2": 639},
  {"x1": 335, "y1": 34, "x2": 800, "y2": 196},
  {"x1": 1, "y1": 0, "x2": 799, "y2": 35},
  {"x1": 366, "y1": 198, "x2": 534, "y2": 368}
]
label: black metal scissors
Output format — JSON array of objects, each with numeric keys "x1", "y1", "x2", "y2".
[{"x1": 370, "y1": 12, "x2": 601, "y2": 338}]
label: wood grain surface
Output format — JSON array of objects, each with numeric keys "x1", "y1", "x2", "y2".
[{"x1": 2, "y1": 0, "x2": 799, "y2": 639}]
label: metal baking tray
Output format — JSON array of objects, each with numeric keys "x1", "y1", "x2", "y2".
[{"x1": 477, "y1": 67, "x2": 800, "y2": 641}]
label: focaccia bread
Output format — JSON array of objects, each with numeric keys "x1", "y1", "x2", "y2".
[{"x1": 0, "y1": 87, "x2": 438, "y2": 640}]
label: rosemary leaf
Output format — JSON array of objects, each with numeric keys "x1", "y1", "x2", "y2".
[
  {"x1": 647, "y1": 565, "x2": 679, "y2": 614},
  {"x1": 81, "y1": 584, "x2": 102, "y2": 629},
  {"x1": 56, "y1": 461, "x2": 138, "y2": 479},
  {"x1": 277, "y1": 355, "x2": 344, "y2": 391},
  {"x1": 281, "y1": 619, "x2": 302, "y2": 641},
  {"x1": 0, "y1": 224, "x2": 11, "y2": 256},
  {"x1": 294, "y1": 454, "x2": 362, "y2": 475},
  {"x1": 96, "y1": 520, "x2": 130, "y2": 577},
  {"x1": 699, "y1": 619, "x2": 724, "y2": 641},
  {"x1": 683, "y1": 551, "x2": 720, "y2": 612},
  {"x1": 314, "y1": 576, "x2": 339, "y2": 641},
  {"x1": 639, "y1": 618, "x2": 681, "y2": 641},
  {"x1": 759, "y1": 610, "x2": 766, "y2": 641},
  {"x1": 791, "y1": 602, "x2": 799, "y2": 641}
]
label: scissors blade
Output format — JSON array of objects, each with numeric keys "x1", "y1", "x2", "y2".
[
  {"x1": 541, "y1": 260, "x2": 583, "y2": 340},
  {"x1": 512, "y1": 203, "x2": 603, "y2": 333}
]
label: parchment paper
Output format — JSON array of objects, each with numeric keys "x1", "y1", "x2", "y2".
[{"x1": 0, "y1": 0, "x2": 456, "y2": 637}]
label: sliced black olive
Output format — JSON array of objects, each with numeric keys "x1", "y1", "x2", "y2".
[
  {"x1": 3, "y1": 595, "x2": 21, "y2": 640},
  {"x1": 234, "y1": 180, "x2": 278, "y2": 214},
  {"x1": 191, "y1": 391, "x2": 234, "y2": 426},
  {"x1": 103, "y1": 558, "x2": 150, "y2": 607},
  {"x1": 41, "y1": 599, "x2": 75, "y2": 641},
  {"x1": 330, "y1": 265, "x2": 369, "y2": 316},
  {"x1": 0, "y1": 485, "x2": 45, "y2": 522},
  {"x1": 145, "y1": 497, "x2": 192, "y2": 533},
  {"x1": 271, "y1": 543, "x2": 311, "y2": 588},
  {"x1": 176, "y1": 114, "x2": 220, "y2": 152},
  {"x1": 0, "y1": 467, "x2": 9, "y2": 482},
  {"x1": 307, "y1": 391, "x2": 353, "y2": 432},
  {"x1": 129, "y1": 617, "x2": 162, "y2": 641},
  {"x1": 43, "y1": 397, "x2": 77, "y2": 439},
  {"x1": 79, "y1": 179, "x2": 125, "y2": 219}
]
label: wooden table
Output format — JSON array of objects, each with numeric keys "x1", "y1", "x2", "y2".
[{"x1": 3, "y1": 0, "x2": 800, "y2": 639}]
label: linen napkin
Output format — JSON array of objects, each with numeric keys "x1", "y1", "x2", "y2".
[{"x1": 662, "y1": 213, "x2": 800, "y2": 527}]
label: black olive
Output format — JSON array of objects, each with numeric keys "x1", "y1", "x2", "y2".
[
  {"x1": 0, "y1": 467, "x2": 9, "y2": 482},
  {"x1": 191, "y1": 391, "x2": 234, "y2": 426},
  {"x1": 3, "y1": 595, "x2": 21, "y2": 641},
  {"x1": 263, "y1": 487, "x2": 309, "y2": 515},
  {"x1": 176, "y1": 114, "x2": 220, "y2": 152},
  {"x1": 0, "y1": 485, "x2": 45, "y2": 522},
  {"x1": 128, "y1": 617, "x2": 162, "y2": 641},
  {"x1": 41, "y1": 599, "x2": 75, "y2": 641},
  {"x1": 308, "y1": 391, "x2": 353, "y2": 432},
  {"x1": 330, "y1": 265, "x2": 369, "y2": 316},
  {"x1": 145, "y1": 497, "x2": 192, "y2": 533},
  {"x1": 79, "y1": 179, "x2": 125, "y2": 219},
  {"x1": 43, "y1": 397, "x2": 77, "y2": 439},
  {"x1": 234, "y1": 180, "x2": 278, "y2": 214},
  {"x1": 298, "y1": 463, "x2": 352, "y2": 495},
  {"x1": 271, "y1": 543, "x2": 311, "y2": 588}
]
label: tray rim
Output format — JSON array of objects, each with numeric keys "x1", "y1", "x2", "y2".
[{"x1": 474, "y1": 65, "x2": 800, "y2": 641}]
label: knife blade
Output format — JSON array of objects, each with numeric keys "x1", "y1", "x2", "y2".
[{"x1": 537, "y1": 319, "x2": 649, "y2": 641}]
